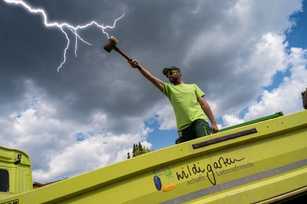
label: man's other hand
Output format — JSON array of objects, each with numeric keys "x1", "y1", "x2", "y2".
[{"x1": 211, "y1": 123, "x2": 219, "y2": 133}]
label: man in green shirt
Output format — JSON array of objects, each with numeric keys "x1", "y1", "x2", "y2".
[{"x1": 128, "y1": 59, "x2": 219, "y2": 143}]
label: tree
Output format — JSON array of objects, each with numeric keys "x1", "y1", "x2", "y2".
[
  {"x1": 138, "y1": 142, "x2": 143, "y2": 152},
  {"x1": 127, "y1": 152, "x2": 131, "y2": 159},
  {"x1": 127, "y1": 142, "x2": 151, "y2": 159},
  {"x1": 132, "y1": 144, "x2": 136, "y2": 157}
]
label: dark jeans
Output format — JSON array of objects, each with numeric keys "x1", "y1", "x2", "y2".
[{"x1": 175, "y1": 119, "x2": 211, "y2": 144}]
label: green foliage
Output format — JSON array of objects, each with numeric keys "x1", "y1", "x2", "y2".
[{"x1": 127, "y1": 143, "x2": 150, "y2": 159}]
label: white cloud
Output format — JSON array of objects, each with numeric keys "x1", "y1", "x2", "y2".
[
  {"x1": 240, "y1": 33, "x2": 288, "y2": 86},
  {"x1": 231, "y1": 0, "x2": 302, "y2": 33},
  {"x1": 222, "y1": 47, "x2": 307, "y2": 126},
  {"x1": 0, "y1": 79, "x2": 151, "y2": 183},
  {"x1": 223, "y1": 114, "x2": 245, "y2": 127},
  {"x1": 244, "y1": 48, "x2": 307, "y2": 120},
  {"x1": 152, "y1": 100, "x2": 176, "y2": 130},
  {"x1": 33, "y1": 132, "x2": 148, "y2": 182}
]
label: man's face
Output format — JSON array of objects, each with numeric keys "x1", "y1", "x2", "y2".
[{"x1": 166, "y1": 70, "x2": 181, "y2": 83}]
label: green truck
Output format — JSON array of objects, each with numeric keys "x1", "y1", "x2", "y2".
[{"x1": 1, "y1": 92, "x2": 307, "y2": 203}]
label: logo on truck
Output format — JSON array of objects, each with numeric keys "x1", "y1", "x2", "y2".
[
  {"x1": 153, "y1": 168, "x2": 177, "y2": 192},
  {"x1": 153, "y1": 155, "x2": 252, "y2": 191}
]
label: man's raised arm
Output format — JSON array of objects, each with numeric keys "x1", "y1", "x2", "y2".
[{"x1": 128, "y1": 59, "x2": 164, "y2": 92}]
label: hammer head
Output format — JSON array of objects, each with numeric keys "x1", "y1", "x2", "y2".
[{"x1": 104, "y1": 36, "x2": 119, "y2": 52}]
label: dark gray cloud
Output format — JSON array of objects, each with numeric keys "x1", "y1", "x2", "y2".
[{"x1": 0, "y1": 0, "x2": 302, "y2": 134}]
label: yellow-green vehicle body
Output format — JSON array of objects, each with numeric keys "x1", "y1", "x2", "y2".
[
  {"x1": 1, "y1": 110, "x2": 307, "y2": 204},
  {"x1": 0, "y1": 146, "x2": 32, "y2": 200}
]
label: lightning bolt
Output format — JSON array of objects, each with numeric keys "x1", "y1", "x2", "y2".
[{"x1": 3, "y1": 0, "x2": 125, "y2": 72}]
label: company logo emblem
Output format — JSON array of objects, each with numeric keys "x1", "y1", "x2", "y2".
[{"x1": 153, "y1": 175, "x2": 176, "y2": 192}]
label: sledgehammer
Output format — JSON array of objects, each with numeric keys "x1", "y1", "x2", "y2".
[{"x1": 104, "y1": 36, "x2": 137, "y2": 65}]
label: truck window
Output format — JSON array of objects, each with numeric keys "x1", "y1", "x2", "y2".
[{"x1": 0, "y1": 169, "x2": 9, "y2": 192}]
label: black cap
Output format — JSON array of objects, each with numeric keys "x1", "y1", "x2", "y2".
[{"x1": 162, "y1": 66, "x2": 181, "y2": 76}]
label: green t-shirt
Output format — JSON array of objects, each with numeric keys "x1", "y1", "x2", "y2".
[{"x1": 162, "y1": 83, "x2": 208, "y2": 130}]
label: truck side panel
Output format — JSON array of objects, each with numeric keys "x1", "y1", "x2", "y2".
[{"x1": 0, "y1": 111, "x2": 306, "y2": 204}]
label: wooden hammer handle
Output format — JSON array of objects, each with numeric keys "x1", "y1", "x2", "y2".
[
  {"x1": 113, "y1": 46, "x2": 141, "y2": 69},
  {"x1": 114, "y1": 46, "x2": 132, "y2": 62}
]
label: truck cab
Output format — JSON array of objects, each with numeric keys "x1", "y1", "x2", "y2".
[{"x1": 0, "y1": 146, "x2": 32, "y2": 200}]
